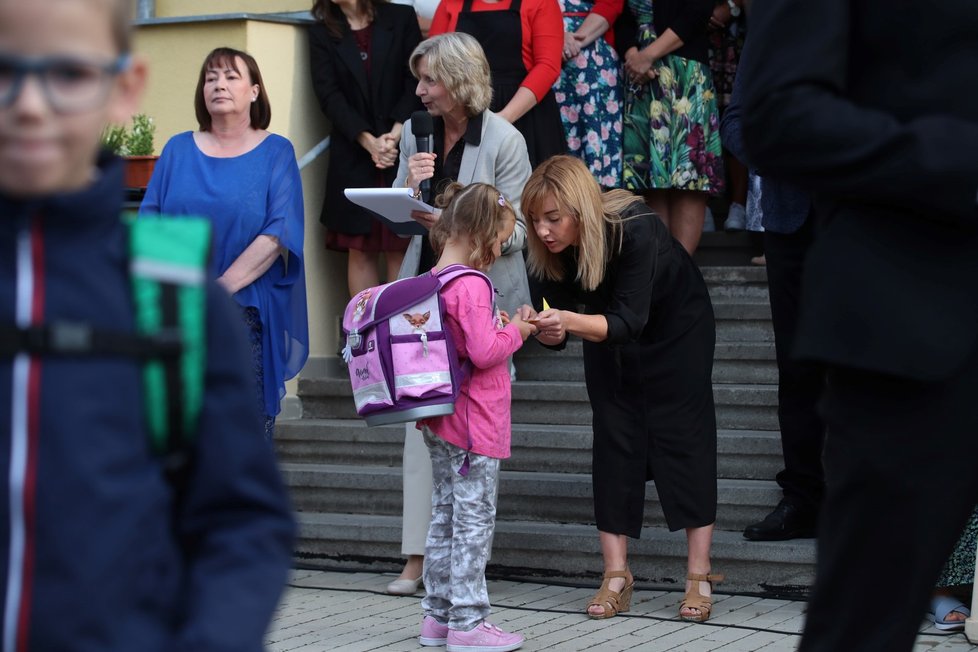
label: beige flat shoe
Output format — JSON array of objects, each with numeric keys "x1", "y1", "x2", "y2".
[{"x1": 386, "y1": 575, "x2": 423, "y2": 595}]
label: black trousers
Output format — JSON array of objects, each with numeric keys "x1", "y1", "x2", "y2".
[
  {"x1": 799, "y1": 348, "x2": 978, "y2": 652},
  {"x1": 764, "y1": 220, "x2": 826, "y2": 514}
]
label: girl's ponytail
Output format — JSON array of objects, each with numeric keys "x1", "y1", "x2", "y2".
[{"x1": 433, "y1": 182, "x2": 465, "y2": 210}]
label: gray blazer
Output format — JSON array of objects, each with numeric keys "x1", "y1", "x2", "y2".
[{"x1": 394, "y1": 110, "x2": 533, "y2": 313}]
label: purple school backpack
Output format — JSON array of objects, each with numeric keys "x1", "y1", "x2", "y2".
[{"x1": 341, "y1": 265, "x2": 493, "y2": 426}]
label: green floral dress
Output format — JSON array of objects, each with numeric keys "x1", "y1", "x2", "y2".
[{"x1": 622, "y1": 0, "x2": 724, "y2": 194}]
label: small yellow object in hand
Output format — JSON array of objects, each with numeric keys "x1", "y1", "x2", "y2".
[{"x1": 542, "y1": 297, "x2": 551, "y2": 311}]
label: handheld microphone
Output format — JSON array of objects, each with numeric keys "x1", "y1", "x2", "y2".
[{"x1": 410, "y1": 110, "x2": 434, "y2": 203}]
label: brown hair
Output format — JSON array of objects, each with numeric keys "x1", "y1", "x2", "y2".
[
  {"x1": 522, "y1": 156, "x2": 640, "y2": 291},
  {"x1": 193, "y1": 47, "x2": 271, "y2": 131},
  {"x1": 430, "y1": 182, "x2": 516, "y2": 271},
  {"x1": 311, "y1": 0, "x2": 379, "y2": 38}
]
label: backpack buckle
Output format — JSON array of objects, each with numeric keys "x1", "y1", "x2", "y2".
[
  {"x1": 46, "y1": 321, "x2": 94, "y2": 354},
  {"x1": 149, "y1": 327, "x2": 184, "y2": 358}
]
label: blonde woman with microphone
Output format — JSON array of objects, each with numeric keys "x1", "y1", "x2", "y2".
[{"x1": 386, "y1": 32, "x2": 533, "y2": 595}]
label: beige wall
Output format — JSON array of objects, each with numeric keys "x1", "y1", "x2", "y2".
[
  {"x1": 134, "y1": 16, "x2": 347, "y2": 403},
  {"x1": 154, "y1": 0, "x2": 311, "y2": 18}
]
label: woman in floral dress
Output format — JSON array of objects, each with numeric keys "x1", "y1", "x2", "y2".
[
  {"x1": 554, "y1": 0, "x2": 624, "y2": 188},
  {"x1": 616, "y1": 0, "x2": 723, "y2": 254}
]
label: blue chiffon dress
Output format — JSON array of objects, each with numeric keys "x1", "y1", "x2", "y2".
[{"x1": 140, "y1": 131, "x2": 309, "y2": 438}]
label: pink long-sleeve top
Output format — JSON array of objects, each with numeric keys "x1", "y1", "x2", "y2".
[{"x1": 419, "y1": 272, "x2": 524, "y2": 459}]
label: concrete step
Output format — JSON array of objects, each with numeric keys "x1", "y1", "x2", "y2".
[
  {"x1": 716, "y1": 316, "x2": 775, "y2": 343},
  {"x1": 281, "y1": 462, "x2": 783, "y2": 532},
  {"x1": 693, "y1": 232, "x2": 765, "y2": 268},
  {"x1": 712, "y1": 299, "x2": 773, "y2": 321},
  {"x1": 293, "y1": 512, "x2": 815, "y2": 596},
  {"x1": 298, "y1": 378, "x2": 780, "y2": 430},
  {"x1": 514, "y1": 339, "x2": 777, "y2": 385},
  {"x1": 701, "y1": 266, "x2": 769, "y2": 295},
  {"x1": 276, "y1": 419, "x2": 785, "y2": 480}
]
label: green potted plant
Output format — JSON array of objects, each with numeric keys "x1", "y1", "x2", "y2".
[
  {"x1": 101, "y1": 113, "x2": 158, "y2": 188},
  {"x1": 100, "y1": 123, "x2": 127, "y2": 156},
  {"x1": 122, "y1": 113, "x2": 157, "y2": 189}
]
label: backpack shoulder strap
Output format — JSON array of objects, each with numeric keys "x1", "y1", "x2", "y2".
[
  {"x1": 434, "y1": 265, "x2": 494, "y2": 303},
  {"x1": 125, "y1": 212, "x2": 210, "y2": 459}
]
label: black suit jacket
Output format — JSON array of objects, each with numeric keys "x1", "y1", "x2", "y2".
[
  {"x1": 308, "y1": 4, "x2": 422, "y2": 234},
  {"x1": 614, "y1": 0, "x2": 713, "y2": 64},
  {"x1": 740, "y1": 0, "x2": 978, "y2": 381}
]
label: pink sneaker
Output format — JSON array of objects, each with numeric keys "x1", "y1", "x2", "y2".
[
  {"x1": 420, "y1": 616, "x2": 449, "y2": 646},
  {"x1": 446, "y1": 621, "x2": 524, "y2": 652}
]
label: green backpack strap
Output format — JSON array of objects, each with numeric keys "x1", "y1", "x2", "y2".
[{"x1": 124, "y1": 212, "x2": 210, "y2": 457}]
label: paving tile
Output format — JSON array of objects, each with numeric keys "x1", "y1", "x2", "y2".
[{"x1": 265, "y1": 571, "x2": 978, "y2": 652}]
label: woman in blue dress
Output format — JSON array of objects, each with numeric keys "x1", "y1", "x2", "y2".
[
  {"x1": 141, "y1": 47, "x2": 309, "y2": 441},
  {"x1": 554, "y1": 0, "x2": 623, "y2": 188}
]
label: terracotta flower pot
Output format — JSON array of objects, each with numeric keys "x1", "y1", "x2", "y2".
[{"x1": 124, "y1": 155, "x2": 159, "y2": 189}]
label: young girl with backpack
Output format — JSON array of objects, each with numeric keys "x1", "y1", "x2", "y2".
[{"x1": 417, "y1": 183, "x2": 536, "y2": 652}]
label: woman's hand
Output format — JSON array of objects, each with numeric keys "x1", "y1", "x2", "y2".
[
  {"x1": 406, "y1": 151, "x2": 437, "y2": 194},
  {"x1": 516, "y1": 304, "x2": 538, "y2": 322},
  {"x1": 532, "y1": 309, "x2": 567, "y2": 345},
  {"x1": 708, "y1": 3, "x2": 732, "y2": 31},
  {"x1": 562, "y1": 31, "x2": 582, "y2": 62},
  {"x1": 359, "y1": 132, "x2": 397, "y2": 169},
  {"x1": 409, "y1": 208, "x2": 441, "y2": 230},
  {"x1": 376, "y1": 132, "x2": 400, "y2": 168},
  {"x1": 624, "y1": 47, "x2": 657, "y2": 85}
]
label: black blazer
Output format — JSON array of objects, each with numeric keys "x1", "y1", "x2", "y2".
[
  {"x1": 308, "y1": 4, "x2": 422, "y2": 234},
  {"x1": 614, "y1": 0, "x2": 713, "y2": 64},
  {"x1": 740, "y1": 0, "x2": 978, "y2": 381}
]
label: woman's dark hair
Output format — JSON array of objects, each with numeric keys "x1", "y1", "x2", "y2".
[
  {"x1": 194, "y1": 47, "x2": 272, "y2": 132},
  {"x1": 311, "y1": 0, "x2": 381, "y2": 38}
]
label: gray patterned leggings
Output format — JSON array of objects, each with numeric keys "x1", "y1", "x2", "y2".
[{"x1": 421, "y1": 427, "x2": 500, "y2": 631}]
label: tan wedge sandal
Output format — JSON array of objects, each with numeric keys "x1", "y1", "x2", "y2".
[
  {"x1": 679, "y1": 572, "x2": 724, "y2": 623},
  {"x1": 585, "y1": 569, "x2": 634, "y2": 619}
]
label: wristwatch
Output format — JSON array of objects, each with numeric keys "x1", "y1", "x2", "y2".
[{"x1": 727, "y1": 0, "x2": 741, "y2": 17}]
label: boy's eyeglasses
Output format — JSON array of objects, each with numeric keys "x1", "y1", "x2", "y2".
[{"x1": 0, "y1": 53, "x2": 130, "y2": 115}]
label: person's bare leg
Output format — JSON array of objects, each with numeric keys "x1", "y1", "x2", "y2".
[
  {"x1": 587, "y1": 531, "x2": 629, "y2": 617},
  {"x1": 680, "y1": 523, "x2": 716, "y2": 619},
  {"x1": 398, "y1": 554, "x2": 424, "y2": 581},
  {"x1": 725, "y1": 152, "x2": 748, "y2": 207},
  {"x1": 643, "y1": 190, "x2": 670, "y2": 230},
  {"x1": 385, "y1": 250, "x2": 406, "y2": 285},
  {"x1": 347, "y1": 248, "x2": 379, "y2": 297},
  {"x1": 668, "y1": 191, "x2": 708, "y2": 255}
]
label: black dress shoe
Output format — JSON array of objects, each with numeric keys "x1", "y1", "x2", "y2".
[{"x1": 743, "y1": 500, "x2": 817, "y2": 541}]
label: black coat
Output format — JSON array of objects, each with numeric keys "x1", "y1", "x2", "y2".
[
  {"x1": 614, "y1": 0, "x2": 713, "y2": 64},
  {"x1": 308, "y1": 4, "x2": 422, "y2": 234},
  {"x1": 740, "y1": 0, "x2": 978, "y2": 382}
]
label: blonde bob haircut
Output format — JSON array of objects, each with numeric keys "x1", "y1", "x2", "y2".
[
  {"x1": 522, "y1": 155, "x2": 643, "y2": 292},
  {"x1": 430, "y1": 182, "x2": 517, "y2": 271},
  {"x1": 409, "y1": 33, "x2": 493, "y2": 117}
]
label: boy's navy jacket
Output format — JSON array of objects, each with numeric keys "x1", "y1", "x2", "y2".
[{"x1": 0, "y1": 154, "x2": 296, "y2": 651}]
